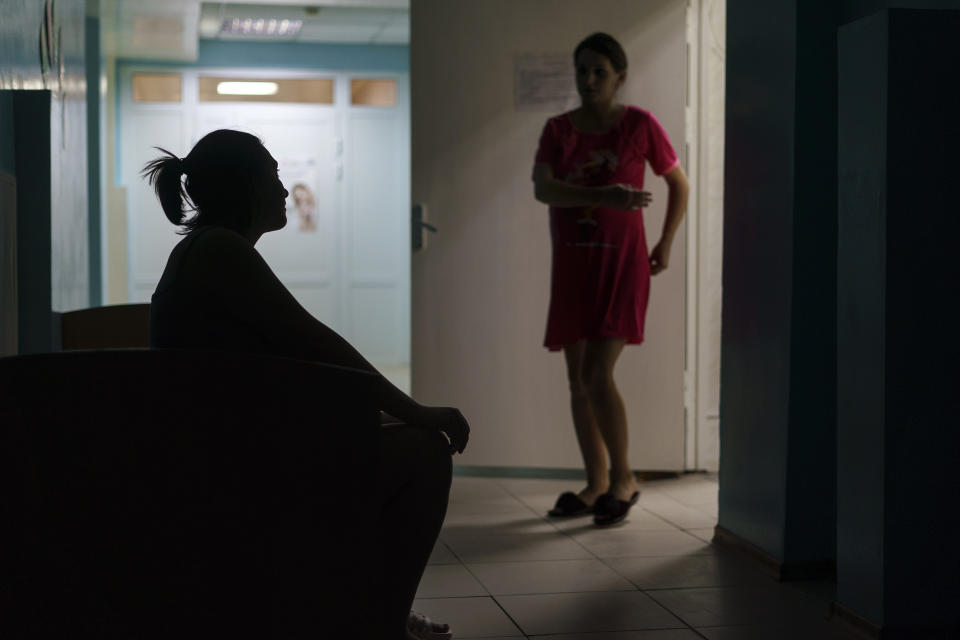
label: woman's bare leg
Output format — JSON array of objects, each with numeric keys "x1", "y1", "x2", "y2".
[
  {"x1": 581, "y1": 338, "x2": 638, "y2": 501},
  {"x1": 563, "y1": 340, "x2": 609, "y2": 504},
  {"x1": 377, "y1": 426, "x2": 452, "y2": 639}
]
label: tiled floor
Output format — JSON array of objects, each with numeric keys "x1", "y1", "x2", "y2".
[
  {"x1": 379, "y1": 365, "x2": 411, "y2": 395},
  {"x1": 412, "y1": 473, "x2": 863, "y2": 639}
]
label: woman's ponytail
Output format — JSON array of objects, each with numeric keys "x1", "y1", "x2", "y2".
[
  {"x1": 141, "y1": 147, "x2": 191, "y2": 228},
  {"x1": 141, "y1": 130, "x2": 266, "y2": 234}
]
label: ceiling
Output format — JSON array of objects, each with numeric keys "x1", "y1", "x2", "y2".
[{"x1": 99, "y1": 0, "x2": 409, "y2": 61}]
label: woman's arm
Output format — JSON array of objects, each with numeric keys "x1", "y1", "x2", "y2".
[
  {"x1": 532, "y1": 164, "x2": 650, "y2": 210},
  {"x1": 190, "y1": 228, "x2": 469, "y2": 450},
  {"x1": 649, "y1": 165, "x2": 690, "y2": 275}
]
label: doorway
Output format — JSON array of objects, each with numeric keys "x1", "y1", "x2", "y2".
[
  {"x1": 409, "y1": 0, "x2": 725, "y2": 472},
  {"x1": 118, "y1": 66, "x2": 411, "y2": 388}
]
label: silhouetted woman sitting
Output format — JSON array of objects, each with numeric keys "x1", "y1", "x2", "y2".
[{"x1": 144, "y1": 129, "x2": 466, "y2": 640}]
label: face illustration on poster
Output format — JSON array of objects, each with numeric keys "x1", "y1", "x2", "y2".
[{"x1": 291, "y1": 183, "x2": 317, "y2": 233}]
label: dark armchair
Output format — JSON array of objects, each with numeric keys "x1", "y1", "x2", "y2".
[{"x1": 1, "y1": 347, "x2": 380, "y2": 638}]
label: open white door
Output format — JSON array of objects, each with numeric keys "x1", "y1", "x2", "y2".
[{"x1": 411, "y1": 0, "x2": 688, "y2": 470}]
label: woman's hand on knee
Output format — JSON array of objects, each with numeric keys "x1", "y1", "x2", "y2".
[{"x1": 416, "y1": 406, "x2": 470, "y2": 455}]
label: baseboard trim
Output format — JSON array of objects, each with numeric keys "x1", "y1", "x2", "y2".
[
  {"x1": 453, "y1": 465, "x2": 585, "y2": 480},
  {"x1": 831, "y1": 601, "x2": 882, "y2": 639},
  {"x1": 452, "y1": 465, "x2": 682, "y2": 481},
  {"x1": 712, "y1": 526, "x2": 783, "y2": 579},
  {"x1": 712, "y1": 525, "x2": 836, "y2": 581}
]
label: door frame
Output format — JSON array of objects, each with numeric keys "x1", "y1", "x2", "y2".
[
  {"x1": 683, "y1": 0, "x2": 726, "y2": 472},
  {"x1": 117, "y1": 64, "x2": 411, "y2": 368}
]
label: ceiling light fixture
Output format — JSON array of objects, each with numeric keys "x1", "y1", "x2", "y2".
[
  {"x1": 220, "y1": 18, "x2": 302, "y2": 37},
  {"x1": 216, "y1": 81, "x2": 280, "y2": 96}
]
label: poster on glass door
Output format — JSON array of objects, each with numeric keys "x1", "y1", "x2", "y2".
[{"x1": 256, "y1": 153, "x2": 335, "y2": 280}]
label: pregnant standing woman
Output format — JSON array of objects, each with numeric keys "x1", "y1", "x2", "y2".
[{"x1": 532, "y1": 33, "x2": 689, "y2": 527}]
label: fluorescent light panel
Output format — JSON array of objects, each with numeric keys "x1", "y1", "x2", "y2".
[
  {"x1": 216, "y1": 81, "x2": 279, "y2": 96},
  {"x1": 220, "y1": 18, "x2": 303, "y2": 36}
]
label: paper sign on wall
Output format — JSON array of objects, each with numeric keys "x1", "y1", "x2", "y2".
[{"x1": 513, "y1": 54, "x2": 579, "y2": 112}]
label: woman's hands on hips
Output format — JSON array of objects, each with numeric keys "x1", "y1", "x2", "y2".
[
  {"x1": 601, "y1": 183, "x2": 652, "y2": 211},
  {"x1": 416, "y1": 406, "x2": 471, "y2": 455}
]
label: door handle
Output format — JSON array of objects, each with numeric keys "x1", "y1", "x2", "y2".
[{"x1": 412, "y1": 203, "x2": 437, "y2": 251}]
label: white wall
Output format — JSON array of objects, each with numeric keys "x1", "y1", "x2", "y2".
[
  {"x1": 0, "y1": 0, "x2": 89, "y2": 315},
  {"x1": 688, "y1": 0, "x2": 726, "y2": 471}
]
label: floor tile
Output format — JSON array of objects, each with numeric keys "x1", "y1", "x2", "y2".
[
  {"x1": 510, "y1": 490, "x2": 585, "y2": 516},
  {"x1": 450, "y1": 477, "x2": 519, "y2": 501},
  {"x1": 411, "y1": 596, "x2": 524, "y2": 638},
  {"x1": 542, "y1": 514, "x2": 600, "y2": 532},
  {"x1": 605, "y1": 553, "x2": 771, "y2": 590},
  {"x1": 443, "y1": 510, "x2": 558, "y2": 535},
  {"x1": 685, "y1": 528, "x2": 715, "y2": 543},
  {"x1": 445, "y1": 498, "x2": 537, "y2": 518},
  {"x1": 783, "y1": 578, "x2": 837, "y2": 604},
  {"x1": 638, "y1": 502, "x2": 717, "y2": 529},
  {"x1": 442, "y1": 531, "x2": 593, "y2": 563},
  {"x1": 496, "y1": 591, "x2": 685, "y2": 636},
  {"x1": 647, "y1": 585, "x2": 829, "y2": 627},
  {"x1": 636, "y1": 492, "x2": 697, "y2": 507},
  {"x1": 572, "y1": 529, "x2": 713, "y2": 558},
  {"x1": 428, "y1": 540, "x2": 460, "y2": 565},
  {"x1": 496, "y1": 477, "x2": 576, "y2": 496},
  {"x1": 694, "y1": 503, "x2": 719, "y2": 518},
  {"x1": 549, "y1": 509, "x2": 679, "y2": 533},
  {"x1": 532, "y1": 631, "x2": 703, "y2": 639},
  {"x1": 696, "y1": 619, "x2": 863, "y2": 640},
  {"x1": 658, "y1": 482, "x2": 718, "y2": 505},
  {"x1": 408, "y1": 475, "x2": 850, "y2": 640},
  {"x1": 468, "y1": 559, "x2": 636, "y2": 595},
  {"x1": 416, "y1": 563, "x2": 488, "y2": 598}
]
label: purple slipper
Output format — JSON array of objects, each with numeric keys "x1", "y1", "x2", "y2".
[
  {"x1": 592, "y1": 490, "x2": 640, "y2": 527},
  {"x1": 548, "y1": 491, "x2": 594, "y2": 517}
]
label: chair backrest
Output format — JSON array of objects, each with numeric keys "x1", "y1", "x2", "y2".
[
  {"x1": 60, "y1": 303, "x2": 151, "y2": 350},
  {"x1": 0, "y1": 348, "x2": 379, "y2": 637}
]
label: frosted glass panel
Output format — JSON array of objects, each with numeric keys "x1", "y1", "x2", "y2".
[
  {"x1": 128, "y1": 111, "x2": 185, "y2": 292},
  {"x1": 348, "y1": 285, "x2": 403, "y2": 363},
  {"x1": 198, "y1": 77, "x2": 334, "y2": 104},
  {"x1": 132, "y1": 73, "x2": 182, "y2": 102},
  {"x1": 351, "y1": 79, "x2": 396, "y2": 106},
  {"x1": 346, "y1": 114, "x2": 403, "y2": 279}
]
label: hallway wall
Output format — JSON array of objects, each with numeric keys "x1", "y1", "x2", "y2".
[
  {"x1": 719, "y1": 0, "x2": 838, "y2": 567},
  {"x1": 721, "y1": 0, "x2": 960, "y2": 635},
  {"x1": 838, "y1": 0, "x2": 960, "y2": 23},
  {"x1": 86, "y1": 12, "x2": 103, "y2": 307},
  {"x1": 0, "y1": 92, "x2": 14, "y2": 356},
  {"x1": 0, "y1": 92, "x2": 14, "y2": 173},
  {"x1": 0, "y1": 0, "x2": 89, "y2": 354},
  {"x1": 837, "y1": 8, "x2": 960, "y2": 633}
]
